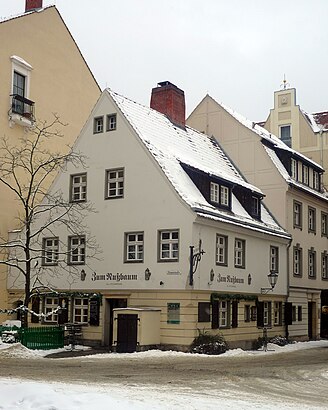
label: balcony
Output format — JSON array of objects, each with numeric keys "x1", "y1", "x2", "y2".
[{"x1": 9, "y1": 94, "x2": 35, "y2": 127}]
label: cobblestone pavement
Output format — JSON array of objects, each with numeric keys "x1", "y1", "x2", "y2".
[{"x1": 1, "y1": 345, "x2": 328, "y2": 408}]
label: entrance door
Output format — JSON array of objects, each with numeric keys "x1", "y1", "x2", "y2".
[
  {"x1": 308, "y1": 302, "x2": 314, "y2": 340},
  {"x1": 107, "y1": 299, "x2": 127, "y2": 347},
  {"x1": 116, "y1": 314, "x2": 138, "y2": 353}
]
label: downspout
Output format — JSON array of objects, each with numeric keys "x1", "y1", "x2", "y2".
[{"x1": 286, "y1": 239, "x2": 292, "y2": 341}]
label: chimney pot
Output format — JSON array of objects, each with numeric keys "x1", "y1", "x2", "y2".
[
  {"x1": 25, "y1": 0, "x2": 43, "y2": 12},
  {"x1": 150, "y1": 81, "x2": 186, "y2": 128}
]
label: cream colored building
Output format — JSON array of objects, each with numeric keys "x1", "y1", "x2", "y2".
[
  {"x1": 8, "y1": 82, "x2": 290, "y2": 351},
  {"x1": 188, "y1": 95, "x2": 328, "y2": 341},
  {"x1": 0, "y1": 1, "x2": 100, "y2": 320},
  {"x1": 259, "y1": 87, "x2": 328, "y2": 188}
]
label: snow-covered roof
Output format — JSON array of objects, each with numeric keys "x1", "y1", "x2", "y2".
[
  {"x1": 216, "y1": 98, "x2": 324, "y2": 171},
  {"x1": 302, "y1": 110, "x2": 328, "y2": 133},
  {"x1": 108, "y1": 90, "x2": 289, "y2": 238},
  {"x1": 264, "y1": 145, "x2": 328, "y2": 202}
]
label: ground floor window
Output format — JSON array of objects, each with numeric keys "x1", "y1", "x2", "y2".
[
  {"x1": 198, "y1": 302, "x2": 210, "y2": 322},
  {"x1": 73, "y1": 298, "x2": 89, "y2": 324},
  {"x1": 274, "y1": 302, "x2": 282, "y2": 326},
  {"x1": 44, "y1": 297, "x2": 59, "y2": 323}
]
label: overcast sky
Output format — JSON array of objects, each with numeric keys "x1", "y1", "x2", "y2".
[{"x1": 2, "y1": 0, "x2": 328, "y2": 121}]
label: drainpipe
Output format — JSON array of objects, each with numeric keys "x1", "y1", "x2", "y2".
[{"x1": 286, "y1": 239, "x2": 292, "y2": 341}]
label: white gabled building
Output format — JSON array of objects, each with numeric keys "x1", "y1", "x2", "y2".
[
  {"x1": 188, "y1": 94, "x2": 328, "y2": 342},
  {"x1": 8, "y1": 82, "x2": 290, "y2": 351}
]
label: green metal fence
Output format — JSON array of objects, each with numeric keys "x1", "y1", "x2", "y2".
[{"x1": 19, "y1": 326, "x2": 64, "y2": 350}]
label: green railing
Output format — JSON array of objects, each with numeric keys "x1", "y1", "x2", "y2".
[{"x1": 19, "y1": 326, "x2": 64, "y2": 350}]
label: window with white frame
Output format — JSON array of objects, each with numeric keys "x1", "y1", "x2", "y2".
[
  {"x1": 210, "y1": 182, "x2": 219, "y2": 203},
  {"x1": 302, "y1": 164, "x2": 309, "y2": 185},
  {"x1": 322, "y1": 212, "x2": 328, "y2": 237},
  {"x1": 10, "y1": 56, "x2": 33, "y2": 120},
  {"x1": 159, "y1": 230, "x2": 179, "y2": 261},
  {"x1": 93, "y1": 116, "x2": 104, "y2": 134},
  {"x1": 251, "y1": 196, "x2": 260, "y2": 217},
  {"x1": 73, "y1": 298, "x2": 89, "y2": 323},
  {"x1": 270, "y1": 246, "x2": 279, "y2": 273},
  {"x1": 106, "y1": 114, "x2": 117, "y2": 131},
  {"x1": 70, "y1": 173, "x2": 87, "y2": 202},
  {"x1": 322, "y1": 252, "x2": 328, "y2": 280},
  {"x1": 234, "y1": 238, "x2": 245, "y2": 268},
  {"x1": 308, "y1": 207, "x2": 316, "y2": 233},
  {"x1": 219, "y1": 300, "x2": 229, "y2": 328},
  {"x1": 291, "y1": 158, "x2": 297, "y2": 180},
  {"x1": 220, "y1": 185, "x2": 229, "y2": 206},
  {"x1": 105, "y1": 168, "x2": 124, "y2": 199},
  {"x1": 274, "y1": 302, "x2": 282, "y2": 326},
  {"x1": 68, "y1": 236, "x2": 85, "y2": 265},
  {"x1": 125, "y1": 232, "x2": 144, "y2": 262},
  {"x1": 263, "y1": 301, "x2": 271, "y2": 326},
  {"x1": 313, "y1": 171, "x2": 320, "y2": 191},
  {"x1": 42, "y1": 237, "x2": 59, "y2": 266},
  {"x1": 293, "y1": 201, "x2": 302, "y2": 229},
  {"x1": 308, "y1": 249, "x2": 316, "y2": 278},
  {"x1": 44, "y1": 297, "x2": 59, "y2": 323},
  {"x1": 216, "y1": 234, "x2": 228, "y2": 266},
  {"x1": 293, "y1": 246, "x2": 302, "y2": 276}
]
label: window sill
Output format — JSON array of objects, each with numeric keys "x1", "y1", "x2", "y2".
[{"x1": 9, "y1": 113, "x2": 34, "y2": 128}]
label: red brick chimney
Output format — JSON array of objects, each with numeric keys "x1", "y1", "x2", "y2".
[
  {"x1": 25, "y1": 0, "x2": 43, "y2": 12},
  {"x1": 150, "y1": 81, "x2": 186, "y2": 128}
]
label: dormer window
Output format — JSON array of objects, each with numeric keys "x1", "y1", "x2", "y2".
[
  {"x1": 251, "y1": 196, "x2": 260, "y2": 217},
  {"x1": 302, "y1": 164, "x2": 309, "y2": 185},
  {"x1": 291, "y1": 158, "x2": 297, "y2": 180},
  {"x1": 313, "y1": 171, "x2": 320, "y2": 191},
  {"x1": 210, "y1": 182, "x2": 230, "y2": 208}
]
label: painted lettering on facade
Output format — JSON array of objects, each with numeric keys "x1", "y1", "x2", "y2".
[
  {"x1": 91, "y1": 272, "x2": 138, "y2": 282},
  {"x1": 217, "y1": 273, "x2": 244, "y2": 285}
]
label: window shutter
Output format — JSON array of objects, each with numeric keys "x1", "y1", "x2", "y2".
[
  {"x1": 211, "y1": 299, "x2": 219, "y2": 329},
  {"x1": 198, "y1": 302, "x2": 211, "y2": 322},
  {"x1": 89, "y1": 298, "x2": 100, "y2": 326},
  {"x1": 284, "y1": 302, "x2": 293, "y2": 325},
  {"x1": 232, "y1": 300, "x2": 238, "y2": 328},
  {"x1": 58, "y1": 298, "x2": 69, "y2": 325},
  {"x1": 268, "y1": 302, "x2": 272, "y2": 327},
  {"x1": 256, "y1": 301, "x2": 264, "y2": 328},
  {"x1": 31, "y1": 297, "x2": 40, "y2": 324}
]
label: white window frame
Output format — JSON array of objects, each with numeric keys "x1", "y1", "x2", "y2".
[
  {"x1": 270, "y1": 246, "x2": 279, "y2": 273},
  {"x1": 105, "y1": 168, "x2": 124, "y2": 199},
  {"x1": 159, "y1": 230, "x2": 179, "y2": 261},
  {"x1": 73, "y1": 298, "x2": 89, "y2": 324},
  {"x1": 322, "y1": 212, "x2": 328, "y2": 237},
  {"x1": 293, "y1": 247, "x2": 302, "y2": 276},
  {"x1": 263, "y1": 302, "x2": 271, "y2": 326},
  {"x1": 234, "y1": 238, "x2": 245, "y2": 268},
  {"x1": 251, "y1": 196, "x2": 260, "y2": 216},
  {"x1": 322, "y1": 253, "x2": 328, "y2": 280},
  {"x1": 279, "y1": 125, "x2": 291, "y2": 147},
  {"x1": 313, "y1": 171, "x2": 320, "y2": 191},
  {"x1": 70, "y1": 173, "x2": 87, "y2": 202},
  {"x1": 219, "y1": 300, "x2": 229, "y2": 328},
  {"x1": 93, "y1": 116, "x2": 104, "y2": 134},
  {"x1": 44, "y1": 297, "x2": 59, "y2": 323},
  {"x1": 308, "y1": 249, "x2": 316, "y2": 278},
  {"x1": 293, "y1": 201, "x2": 302, "y2": 228},
  {"x1": 68, "y1": 236, "x2": 86, "y2": 265},
  {"x1": 125, "y1": 232, "x2": 144, "y2": 262},
  {"x1": 210, "y1": 182, "x2": 219, "y2": 203},
  {"x1": 302, "y1": 164, "x2": 309, "y2": 185},
  {"x1": 220, "y1": 185, "x2": 229, "y2": 206},
  {"x1": 291, "y1": 158, "x2": 297, "y2": 180},
  {"x1": 106, "y1": 114, "x2": 117, "y2": 131},
  {"x1": 308, "y1": 207, "x2": 316, "y2": 233},
  {"x1": 42, "y1": 237, "x2": 59, "y2": 266},
  {"x1": 216, "y1": 234, "x2": 228, "y2": 266},
  {"x1": 274, "y1": 302, "x2": 282, "y2": 326},
  {"x1": 11, "y1": 56, "x2": 32, "y2": 99}
]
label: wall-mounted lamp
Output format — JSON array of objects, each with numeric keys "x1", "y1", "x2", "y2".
[
  {"x1": 145, "y1": 268, "x2": 151, "y2": 281},
  {"x1": 81, "y1": 269, "x2": 86, "y2": 281},
  {"x1": 160, "y1": 281, "x2": 164, "y2": 286},
  {"x1": 248, "y1": 273, "x2": 252, "y2": 286},
  {"x1": 261, "y1": 271, "x2": 278, "y2": 294},
  {"x1": 210, "y1": 269, "x2": 215, "y2": 282}
]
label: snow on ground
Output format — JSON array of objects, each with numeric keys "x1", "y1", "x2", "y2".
[{"x1": 0, "y1": 340, "x2": 328, "y2": 409}]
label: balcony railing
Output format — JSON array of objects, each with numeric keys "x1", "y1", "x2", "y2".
[{"x1": 10, "y1": 94, "x2": 35, "y2": 121}]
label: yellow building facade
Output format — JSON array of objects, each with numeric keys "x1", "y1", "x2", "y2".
[{"x1": 0, "y1": 4, "x2": 100, "y2": 320}]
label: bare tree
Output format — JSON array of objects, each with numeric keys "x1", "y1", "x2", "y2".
[{"x1": 0, "y1": 117, "x2": 98, "y2": 326}]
